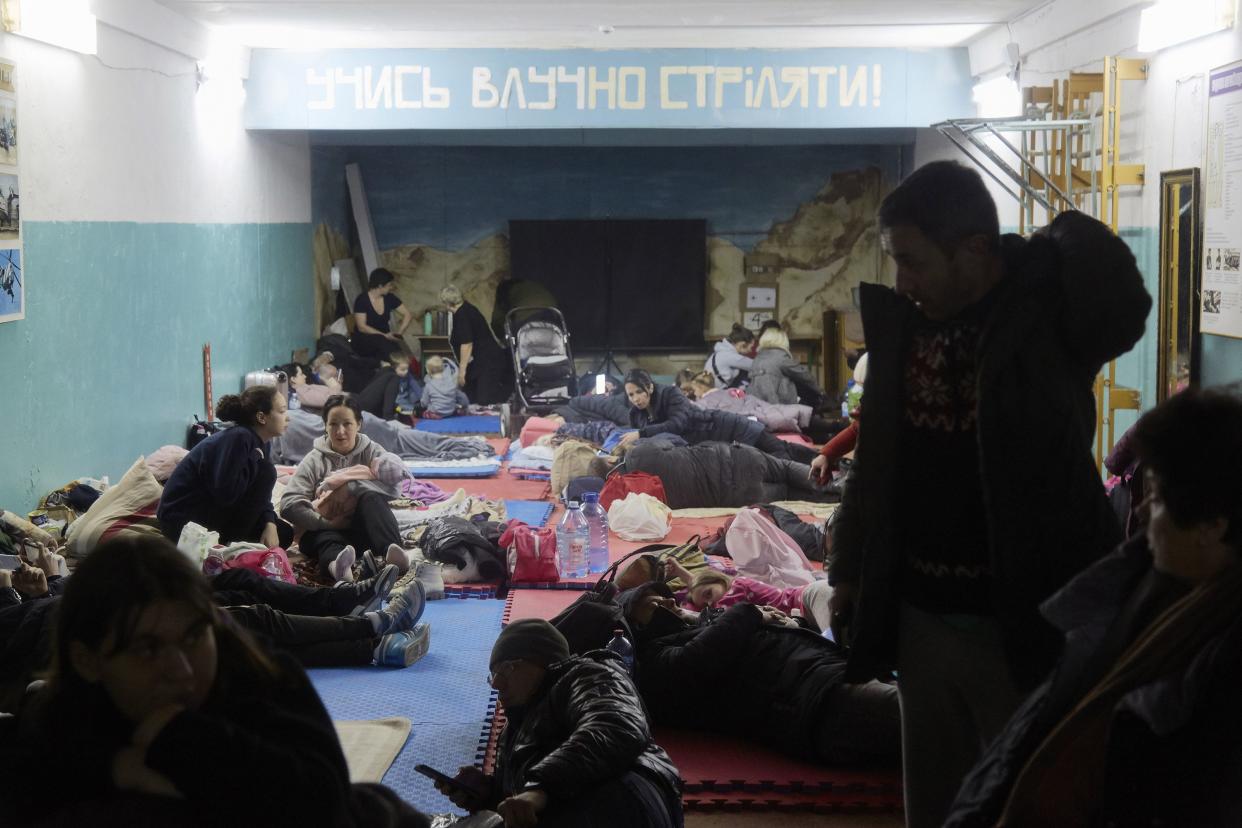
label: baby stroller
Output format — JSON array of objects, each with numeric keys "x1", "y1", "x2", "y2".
[{"x1": 505, "y1": 306, "x2": 578, "y2": 410}]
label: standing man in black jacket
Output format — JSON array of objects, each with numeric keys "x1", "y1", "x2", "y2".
[{"x1": 823, "y1": 161, "x2": 1151, "y2": 828}]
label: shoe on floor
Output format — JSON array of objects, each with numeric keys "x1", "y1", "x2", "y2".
[
  {"x1": 329, "y1": 545, "x2": 356, "y2": 583},
  {"x1": 346, "y1": 563, "x2": 399, "y2": 617},
  {"x1": 414, "y1": 559, "x2": 445, "y2": 601},
  {"x1": 379, "y1": 578, "x2": 427, "y2": 634},
  {"x1": 375, "y1": 622, "x2": 431, "y2": 667},
  {"x1": 358, "y1": 549, "x2": 381, "y2": 581}
]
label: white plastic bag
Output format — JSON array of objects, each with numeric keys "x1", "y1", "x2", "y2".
[
  {"x1": 177, "y1": 521, "x2": 219, "y2": 564},
  {"x1": 607, "y1": 492, "x2": 672, "y2": 542}
]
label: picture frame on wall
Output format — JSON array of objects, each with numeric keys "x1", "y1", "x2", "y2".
[{"x1": 0, "y1": 56, "x2": 20, "y2": 324}]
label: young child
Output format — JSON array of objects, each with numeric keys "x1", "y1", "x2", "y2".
[
  {"x1": 389, "y1": 352, "x2": 423, "y2": 424},
  {"x1": 419, "y1": 356, "x2": 469, "y2": 418},
  {"x1": 674, "y1": 563, "x2": 834, "y2": 634}
]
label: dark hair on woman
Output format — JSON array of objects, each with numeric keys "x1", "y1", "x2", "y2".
[
  {"x1": 216, "y1": 386, "x2": 279, "y2": 427},
  {"x1": 44, "y1": 534, "x2": 278, "y2": 703},
  {"x1": 726, "y1": 323, "x2": 755, "y2": 344},
  {"x1": 878, "y1": 160, "x2": 1000, "y2": 256},
  {"x1": 368, "y1": 267, "x2": 396, "y2": 290},
  {"x1": 278, "y1": 362, "x2": 311, "y2": 383},
  {"x1": 321, "y1": 393, "x2": 363, "y2": 424},
  {"x1": 624, "y1": 369, "x2": 655, "y2": 392},
  {"x1": 1133, "y1": 385, "x2": 1242, "y2": 548}
]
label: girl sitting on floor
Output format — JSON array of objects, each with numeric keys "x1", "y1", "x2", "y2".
[
  {"x1": 280, "y1": 395, "x2": 411, "y2": 582},
  {"x1": 157, "y1": 387, "x2": 294, "y2": 549},
  {"x1": 0, "y1": 535, "x2": 430, "y2": 827}
]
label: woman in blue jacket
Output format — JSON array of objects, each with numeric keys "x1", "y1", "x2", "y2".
[{"x1": 158, "y1": 386, "x2": 293, "y2": 549}]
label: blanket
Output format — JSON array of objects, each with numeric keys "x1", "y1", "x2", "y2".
[{"x1": 273, "y1": 409, "x2": 495, "y2": 464}]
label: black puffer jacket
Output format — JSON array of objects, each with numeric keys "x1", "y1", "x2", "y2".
[
  {"x1": 623, "y1": 439, "x2": 832, "y2": 509},
  {"x1": 830, "y1": 211, "x2": 1151, "y2": 689},
  {"x1": 556, "y1": 392, "x2": 631, "y2": 425},
  {"x1": 420, "y1": 516, "x2": 509, "y2": 595},
  {"x1": 560, "y1": 385, "x2": 765, "y2": 446},
  {"x1": 493, "y1": 651, "x2": 682, "y2": 808},
  {"x1": 634, "y1": 602, "x2": 848, "y2": 760}
]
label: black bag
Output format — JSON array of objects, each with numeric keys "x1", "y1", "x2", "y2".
[
  {"x1": 186, "y1": 416, "x2": 225, "y2": 449},
  {"x1": 421, "y1": 516, "x2": 510, "y2": 597},
  {"x1": 549, "y1": 546, "x2": 659, "y2": 655}
]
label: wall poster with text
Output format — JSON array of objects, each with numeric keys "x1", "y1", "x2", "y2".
[
  {"x1": 1202, "y1": 59, "x2": 1242, "y2": 339},
  {"x1": 0, "y1": 56, "x2": 20, "y2": 324}
]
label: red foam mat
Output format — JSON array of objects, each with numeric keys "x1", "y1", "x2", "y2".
[{"x1": 503, "y1": 588, "x2": 580, "y2": 625}]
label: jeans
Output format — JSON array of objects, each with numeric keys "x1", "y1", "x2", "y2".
[
  {"x1": 533, "y1": 771, "x2": 682, "y2": 828},
  {"x1": 224, "y1": 604, "x2": 377, "y2": 668},
  {"x1": 210, "y1": 567, "x2": 361, "y2": 617},
  {"x1": 355, "y1": 371, "x2": 401, "y2": 419},
  {"x1": 299, "y1": 490, "x2": 402, "y2": 579}
]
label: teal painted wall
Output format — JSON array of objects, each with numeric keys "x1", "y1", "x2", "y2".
[
  {"x1": 1201, "y1": 329, "x2": 1242, "y2": 386},
  {"x1": 0, "y1": 221, "x2": 313, "y2": 512}
]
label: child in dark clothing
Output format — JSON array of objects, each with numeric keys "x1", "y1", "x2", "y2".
[
  {"x1": 157, "y1": 387, "x2": 293, "y2": 548},
  {"x1": 0, "y1": 535, "x2": 431, "y2": 827}
]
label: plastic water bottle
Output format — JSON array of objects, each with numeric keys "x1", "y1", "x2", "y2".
[
  {"x1": 580, "y1": 492, "x2": 610, "y2": 574},
  {"x1": 606, "y1": 628, "x2": 635, "y2": 676},
  {"x1": 556, "y1": 501, "x2": 590, "y2": 578}
]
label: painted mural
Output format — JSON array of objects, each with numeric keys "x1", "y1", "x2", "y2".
[{"x1": 311, "y1": 144, "x2": 896, "y2": 350}]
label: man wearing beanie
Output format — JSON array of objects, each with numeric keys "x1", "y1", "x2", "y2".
[{"x1": 435, "y1": 618, "x2": 683, "y2": 827}]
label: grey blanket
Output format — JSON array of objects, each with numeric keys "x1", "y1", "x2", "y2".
[{"x1": 272, "y1": 409, "x2": 496, "y2": 465}]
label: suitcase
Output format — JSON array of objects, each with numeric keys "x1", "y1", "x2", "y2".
[
  {"x1": 243, "y1": 369, "x2": 289, "y2": 401},
  {"x1": 186, "y1": 416, "x2": 226, "y2": 449}
]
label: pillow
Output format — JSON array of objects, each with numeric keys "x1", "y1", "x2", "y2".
[
  {"x1": 146, "y1": 444, "x2": 189, "y2": 482},
  {"x1": 65, "y1": 457, "x2": 164, "y2": 558}
]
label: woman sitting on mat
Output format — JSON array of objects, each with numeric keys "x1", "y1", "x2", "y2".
[
  {"x1": 435, "y1": 619, "x2": 683, "y2": 828},
  {"x1": 158, "y1": 387, "x2": 294, "y2": 549},
  {"x1": 352, "y1": 267, "x2": 413, "y2": 360},
  {"x1": 280, "y1": 394, "x2": 411, "y2": 582},
  {"x1": 0, "y1": 535, "x2": 432, "y2": 827},
  {"x1": 609, "y1": 369, "x2": 818, "y2": 463}
]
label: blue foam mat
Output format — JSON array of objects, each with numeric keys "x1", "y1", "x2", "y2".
[
  {"x1": 503, "y1": 499, "x2": 554, "y2": 527},
  {"x1": 415, "y1": 415, "x2": 502, "y2": 434},
  {"x1": 406, "y1": 462, "x2": 501, "y2": 478},
  {"x1": 308, "y1": 597, "x2": 505, "y2": 814}
]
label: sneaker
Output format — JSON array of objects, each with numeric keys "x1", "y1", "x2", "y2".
[
  {"x1": 358, "y1": 549, "x2": 381, "y2": 580},
  {"x1": 375, "y1": 622, "x2": 431, "y2": 667},
  {"x1": 385, "y1": 543, "x2": 411, "y2": 574},
  {"x1": 345, "y1": 563, "x2": 399, "y2": 617},
  {"x1": 329, "y1": 545, "x2": 356, "y2": 583},
  {"x1": 379, "y1": 578, "x2": 427, "y2": 634},
  {"x1": 414, "y1": 559, "x2": 445, "y2": 601}
]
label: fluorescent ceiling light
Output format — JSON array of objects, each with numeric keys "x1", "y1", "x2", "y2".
[
  {"x1": 972, "y1": 76, "x2": 1020, "y2": 118},
  {"x1": 8, "y1": 0, "x2": 97, "y2": 55},
  {"x1": 1138, "y1": 0, "x2": 1235, "y2": 53}
]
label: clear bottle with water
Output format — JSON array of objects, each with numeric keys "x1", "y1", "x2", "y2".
[
  {"x1": 606, "y1": 628, "x2": 635, "y2": 676},
  {"x1": 556, "y1": 501, "x2": 590, "y2": 578},
  {"x1": 580, "y1": 492, "x2": 610, "y2": 574}
]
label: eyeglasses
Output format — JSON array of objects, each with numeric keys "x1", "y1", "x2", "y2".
[{"x1": 488, "y1": 660, "x2": 520, "y2": 687}]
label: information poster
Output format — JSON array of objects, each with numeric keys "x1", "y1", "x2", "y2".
[
  {"x1": 0, "y1": 58, "x2": 20, "y2": 324},
  {"x1": 1202, "y1": 59, "x2": 1242, "y2": 338}
]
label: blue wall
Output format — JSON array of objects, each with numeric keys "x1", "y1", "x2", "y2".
[{"x1": 0, "y1": 221, "x2": 313, "y2": 512}]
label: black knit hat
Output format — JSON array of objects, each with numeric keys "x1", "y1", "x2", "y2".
[{"x1": 490, "y1": 618, "x2": 571, "y2": 670}]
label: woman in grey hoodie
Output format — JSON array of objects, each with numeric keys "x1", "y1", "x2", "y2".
[{"x1": 280, "y1": 395, "x2": 410, "y2": 582}]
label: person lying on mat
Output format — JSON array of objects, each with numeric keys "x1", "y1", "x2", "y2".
[
  {"x1": 594, "y1": 437, "x2": 838, "y2": 510},
  {"x1": 614, "y1": 369, "x2": 819, "y2": 463},
  {"x1": 435, "y1": 619, "x2": 684, "y2": 828},
  {"x1": 0, "y1": 535, "x2": 433, "y2": 828},
  {"x1": 420, "y1": 355, "x2": 470, "y2": 418},
  {"x1": 280, "y1": 394, "x2": 412, "y2": 582},
  {"x1": 945, "y1": 387, "x2": 1242, "y2": 828},
  {"x1": 621, "y1": 582, "x2": 900, "y2": 767},
  {"x1": 158, "y1": 386, "x2": 295, "y2": 550},
  {"x1": 667, "y1": 562, "x2": 836, "y2": 634}
]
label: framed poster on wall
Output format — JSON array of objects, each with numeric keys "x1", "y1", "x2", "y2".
[
  {"x1": 1201, "y1": 58, "x2": 1242, "y2": 339},
  {"x1": 0, "y1": 57, "x2": 20, "y2": 324}
]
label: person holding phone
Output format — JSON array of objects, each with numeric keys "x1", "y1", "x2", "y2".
[{"x1": 434, "y1": 619, "x2": 683, "y2": 828}]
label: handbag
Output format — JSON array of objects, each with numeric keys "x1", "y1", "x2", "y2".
[
  {"x1": 499, "y1": 520, "x2": 560, "y2": 583},
  {"x1": 613, "y1": 535, "x2": 708, "y2": 591},
  {"x1": 599, "y1": 471, "x2": 667, "y2": 511},
  {"x1": 217, "y1": 547, "x2": 297, "y2": 584}
]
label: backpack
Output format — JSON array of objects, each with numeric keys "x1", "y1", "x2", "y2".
[
  {"x1": 186, "y1": 416, "x2": 225, "y2": 449},
  {"x1": 551, "y1": 441, "x2": 599, "y2": 499},
  {"x1": 613, "y1": 535, "x2": 710, "y2": 591},
  {"x1": 599, "y1": 471, "x2": 667, "y2": 511},
  {"x1": 499, "y1": 520, "x2": 560, "y2": 583}
]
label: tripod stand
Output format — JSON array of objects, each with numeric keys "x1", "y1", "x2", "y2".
[{"x1": 587, "y1": 349, "x2": 625, "y2": 392}]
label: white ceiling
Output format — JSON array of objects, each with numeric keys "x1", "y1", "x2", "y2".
[{"x1": 154, "y1": 0, "x2": 1051, "y2": 49}]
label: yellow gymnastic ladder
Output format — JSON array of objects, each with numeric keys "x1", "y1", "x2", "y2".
[{"x1": 933, "y1": 56, "x2": 1147, "y2": 471}]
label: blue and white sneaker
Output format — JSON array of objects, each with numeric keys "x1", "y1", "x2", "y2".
[
  {"x1": 377, "y1": 578, "x2": 427, "y2": 634},
  {"x1": 375, "y1": 622, "x2": 431, "y2": 667}
]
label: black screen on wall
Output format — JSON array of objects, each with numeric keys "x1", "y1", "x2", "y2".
[{"x1": 508, "y1": 219, "x2": 707, "y2": 350}]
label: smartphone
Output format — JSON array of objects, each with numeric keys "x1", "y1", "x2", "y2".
[
  {"x1": 414, "y1": 764, "x2": 466, "y2": 793},
  {"x1": 0, "y1": 554, "x2": 21, "y2": 572}
]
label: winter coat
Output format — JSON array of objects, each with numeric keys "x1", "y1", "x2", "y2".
[
  {"x1": 634, "y1": 602, "x2": 848, "y2": 759},
  {"x1": 704, "y1": 340, "x2": 753, "y2": 388},
  {"x1": 624, "y1": 439, "x2": 830, "y2": 509},
  {"x1": 157, "y1": 425, "x2": 277, "y2": 544},
  {"x1": 628, "y1": 384, "x2": 766, "y2": 446},
  {"x1": 748, "y1": 348, "x2": 825, "y2": 406},
  {"x1": 945, "y1": 539, "x2": 1242, "y2": 828},
  {"x1": 829, "y1": 210, "x2": 1152, "y2": 689},
  {"x1": 280, "y1": 433, "x2": 404, "y2": 533},
  {"x1": 491, "y1": 651, "x2": 682, "y2": 809},
  {"x1": 694, "y1": 388, "x2": 810, "y2": 433},
  {"x1": 556, "y1": 392, "x2": 632, "y2": 425},
  {"x1": 420, "y1": 362, "x2": 470, "y2": 416}
]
